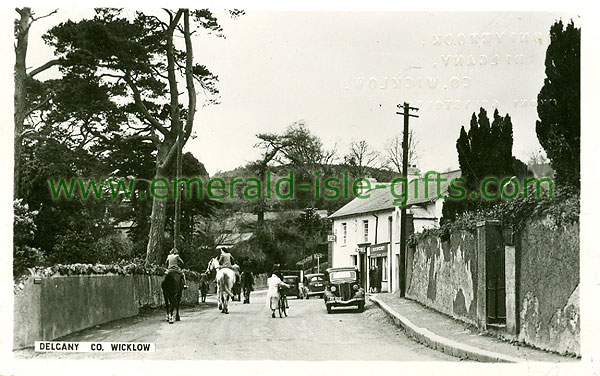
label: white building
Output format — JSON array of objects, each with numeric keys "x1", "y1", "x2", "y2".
[{"x1": 328, "y1": 170, "x2": 461, "y2": 293}]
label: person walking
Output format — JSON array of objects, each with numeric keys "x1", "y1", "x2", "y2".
[
  {"x1": 266, "y1": 269, "x2": 289, "y2": 318},
  {"x1": 199, "y1": 273, "x2": 209, "y2": 303},
  {"x1": 369, "y1": 265, "x2": 376, "y2": 293},
  {"x1": 374, "y1": 265, "x2": 382, "y2": 293}
]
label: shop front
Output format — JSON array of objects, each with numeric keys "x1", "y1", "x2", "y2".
[{"x1": 369, "y1": 243, "x2": 389, "y2": 292}]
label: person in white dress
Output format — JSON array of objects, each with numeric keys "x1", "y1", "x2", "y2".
[{"x1": 266, "y1": 271, "x2": 289, "y2": 318}]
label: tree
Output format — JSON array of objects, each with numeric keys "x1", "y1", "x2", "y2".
[
  {"x1": 14, "y1": 8, "x2": 60, "y2": 199},
  {"x1": 442, "y1": 108, "x2": 516, "y2": 224},
  {"x1": 43, "y1": 9, "x2": 240, "y2": 264},
  {"x1": 13, "y1": 199, "x2": 45, "y2": 276},
  {"x1": 528, "y1": 149, "x2": 550, "y2": 165},
  {"x1": 343, "y1": 140, "x2": 380, "y2": 178},
  {"x1": 19, "y1": 134, "x2": 119, "y2": 265},
  {"x1": 252, "y1": 121, "x2": 336, "y2": 226},
  {"x1": 383, "y1": 130, "x2": 419, "y2": 173},
  {"x1": 456, "y1": 108, "x2": 514, "y2": 192},
  {"x1": 295, "y1": 208, "x2": 329, "y2": 271},
  {"x1": 536, "y1": 20, "x2": 580, "y2": 190}
]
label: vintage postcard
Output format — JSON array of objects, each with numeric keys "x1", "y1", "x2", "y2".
[{"x1": 1, "y1": 2, "x2": 597, "y2": 376}]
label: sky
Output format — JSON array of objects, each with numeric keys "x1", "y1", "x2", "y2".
[{"x1": 25, "y1": 10, "x2": 579, "y2": 176}]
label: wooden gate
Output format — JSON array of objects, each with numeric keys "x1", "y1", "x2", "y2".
[{"x1": 486, "y1": 235, "x2": 506, "y2": 324}]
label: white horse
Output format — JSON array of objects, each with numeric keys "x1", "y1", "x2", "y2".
[{"x1": 206, "y1": 258, "x2": 235, "y2": 314}]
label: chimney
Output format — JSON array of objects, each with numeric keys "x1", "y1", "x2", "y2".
[{"x1": 407, "y1": 164, "x2": 420, "y2": 178}]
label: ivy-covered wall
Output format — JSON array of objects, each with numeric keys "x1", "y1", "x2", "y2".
[
  {"x1": 406, "y1": 230, "x2": 478, "y2": 325},
  {"x1": 517, "y1": 219, "x2": 580, "y2": 356}
]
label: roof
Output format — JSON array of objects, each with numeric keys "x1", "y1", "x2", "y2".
[
  {"x1": 328, "y1": 170, "x2": 461, "y2": 219},
  {"x1": 328, "y1": 183, "x2": 396, "y2": 219},
  {"x1": 217, "y1": 232, "x2": 253, "y2": 246},
  {"x1": 402, "y1": 169, "x2": 462, "y2": 206}
]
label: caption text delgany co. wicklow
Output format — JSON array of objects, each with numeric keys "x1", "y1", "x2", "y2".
[{"x1": 48, "y1": 170, "x2": 553, "y2": 205}]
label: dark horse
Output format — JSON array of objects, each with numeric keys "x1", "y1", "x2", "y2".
[
  {"x1": 241, "y1": 271, "x2": 254, "y2": 304},
  {"x1": 162, "y1": 271, "x2": 184, "y2": 324}
]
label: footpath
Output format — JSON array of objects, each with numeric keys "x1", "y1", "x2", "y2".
[{"x1": 370, "y1": 293, "x2": 576, "y2": 363}]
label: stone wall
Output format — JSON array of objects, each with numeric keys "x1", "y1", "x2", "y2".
[
  {"x1": 405, "y1": 216, "x2": 580, "y2": 357},
  {"x1": 14, "y1": 273, "x2": 199, "y2": 349},
  {"x1": 516, "y1": 219, "x2": 580, "y2": 356},
  {"x1": 13, "y1": 276, "x2": 42, "y2": 349},
  {"x1": 132, "y1": 275, "x2": 199, "y2": 308},
  {"x1": 406, "y1": 230, "x2": 478, "y2": 325}
]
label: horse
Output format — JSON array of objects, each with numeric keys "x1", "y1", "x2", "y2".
[
  {"x1": 161, "y1": 270, "x2": 184, "y2": 324},
  {"x1": 206, "y1": 258, "x2": 235, "y2": 314},
  {"x1": 241, "y1": 271, "x2": 254, "y2": 304}
]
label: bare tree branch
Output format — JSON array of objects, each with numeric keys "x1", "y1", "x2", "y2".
[
  {"x1": 30, "y1": 9, "x2": 58, "y2": 22},
  {"x1": 28, "y1": 59, "x2": 60, "y2": 77}
]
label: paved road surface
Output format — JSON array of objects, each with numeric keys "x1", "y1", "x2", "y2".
[{"x1": 15, "y1": 292, "x2": 456, "y2": 361}]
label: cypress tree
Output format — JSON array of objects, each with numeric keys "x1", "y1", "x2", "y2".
[{"x1": 536, "y1": 20, "x2": 580, "y2": 190}]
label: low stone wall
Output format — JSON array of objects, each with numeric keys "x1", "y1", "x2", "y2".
[
  {"x1": 406, "y1": 230, "x2": 478, "y2": 325},
  {"x1": 13, "y1": 273, "x2": 198, "y2": 349},
  {"x1": 13, "y1": 276, "x2": 42, "y2": 350},
  {"x1": 516, "y1": 219, "x2": 580, "y2": 356}
]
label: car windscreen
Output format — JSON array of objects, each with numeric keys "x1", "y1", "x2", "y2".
[
  {"x1": 329, "y1": 270, "x2": 357, "y2": 282},
  {"x1": 283, "y1": 277, "x2": 297, "y2": 284},
  {"x1": 309, "y1": 276, "x2": 325, "y2": 282}
]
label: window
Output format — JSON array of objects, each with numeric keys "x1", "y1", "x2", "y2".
[
  {"x1": 351, "y1": 255, "x2": 357, "y2": 266},
  {"x1": 363, "y1": 220, "x2": 369, "y2": 242},
  {"x1": 382, "y1": 257, "x2": 388, "y2": 280},
  {"x1": 341, "y1": 223, "x2": 347, "y2": 244},
  {"x1": 329, "y1": 270, "x2": 357, "y2": 282}
]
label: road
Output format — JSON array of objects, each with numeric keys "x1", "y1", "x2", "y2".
[{"x1": 15, "y1": 292, "x2": 456, "y2": 361}]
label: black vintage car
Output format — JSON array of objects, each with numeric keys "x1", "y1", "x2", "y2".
[
  {"x1": 302, "y1": 273, "x2": 326, "y2": 299},
  {"x1": 323, "y1": 267, "x2": 365, "y2": 313},
  {"x1": 282, "y1": 275, "x2": 302, "y2": 299}
]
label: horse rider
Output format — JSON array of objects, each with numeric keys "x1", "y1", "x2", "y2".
[
  {"x1": 165, "y1": 247, "x2": 188, "y2": 289},
  {"x1": 218, "y1": 247, "x2": 236, "y2": 270}
]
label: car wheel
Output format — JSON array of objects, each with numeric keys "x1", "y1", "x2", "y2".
[
  {"x1": 357, "y1": 302, "x2": 365, "y2": 313},
  {"x1": 326, "y1": 305, "x2": 332, "y2": 314}
]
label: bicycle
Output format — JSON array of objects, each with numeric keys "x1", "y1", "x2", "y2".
[{"x1": 278, "y1": 286, "x2": 288, "y2": 318}]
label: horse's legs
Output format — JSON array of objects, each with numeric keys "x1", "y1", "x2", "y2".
[
  {"x1": 224, "y1": 295, "x2": 229, "y2": 314},
  {"x1": 217, "y1": 285, "x2": 224, "y2": 311},
  {"x1": 163, "y1": 290, "x2": 170, "y2": 322}
]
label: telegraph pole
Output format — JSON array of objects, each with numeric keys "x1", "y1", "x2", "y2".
[{"x1": 396, "y1": 102, "x2": 419, "y2": 297}]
